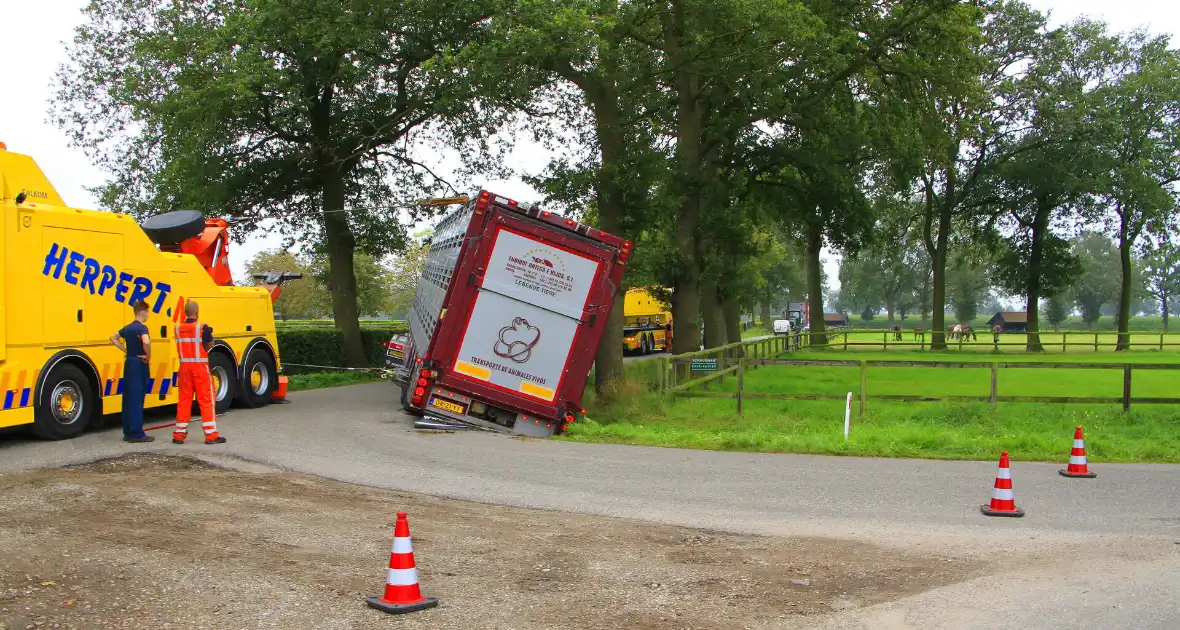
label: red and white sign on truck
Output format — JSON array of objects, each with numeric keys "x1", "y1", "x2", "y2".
[{"x1": 395, "y1": 190, "x2": 631, "y2": 437}]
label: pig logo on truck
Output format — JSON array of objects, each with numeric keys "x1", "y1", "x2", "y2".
[{"x1": 493, "y1": 317, "x2": 541, "y2": 364}]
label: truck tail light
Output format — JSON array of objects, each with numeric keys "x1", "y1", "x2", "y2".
[
  {"x1": 414, "y1": 387, "x2": 425, "y2": 397},
  {"x1": 420, "y1": 369, "x2": 430, "y2": 378},
  {"x1": 416, "y1": 378, "x2": 427, "y2": 387}
]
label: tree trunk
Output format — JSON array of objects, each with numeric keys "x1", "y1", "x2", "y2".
[
  {"x1": 667, "y1": 1, "x2": 704, "y2": 357},
  {"x1": 760, "y1": 299, "x2": 772, "y2": 329},
  {"x1": 321, "y1": 168, "x2": 368, "y2": 368},
  {"x1": 928, "y1": 208, "x2": 950, "y2": 350},
  {"x1": 1115, "y1": 213, "x2": 1134, "y2": 351},
  {"x1": 722, "y1": 297, "x2": 743, "y2": 357},
  {"x1": 1024, "y1": 203, "x2": 1049, "y2": 352},
  {"x1": 588, "y1": 85, "x2": 628, "y2": 395},
  {"x1": 700, "y1": 279, "x2": 725, "y2": 348},
  {"x1": 885, "y1": 293, "x2": 895, "y2": 322},
  {"x1": 805, "y1": 223, "x2": 826, "y2": 345},
  {"x1": 1163, "y1": 294, "x2": 1170, "y2": 332}
]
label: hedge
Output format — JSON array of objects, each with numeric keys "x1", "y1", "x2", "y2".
[{"x1": 275, "y1": 323, "x2": 409, "y2": 374}]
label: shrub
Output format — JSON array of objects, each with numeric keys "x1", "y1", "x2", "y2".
[{"x1": 275, "y1": 323, "x2": 408, "y2": 374}]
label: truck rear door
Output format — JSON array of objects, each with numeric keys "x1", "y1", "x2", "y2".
[{"x1": 448, "y1": 220, "x2": 607, "y2": 405}]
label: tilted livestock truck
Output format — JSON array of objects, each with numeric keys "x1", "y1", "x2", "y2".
[
  {"x1": 0, "y1": 141, "x2": 297, "y2": 440},
  {"x1": 394, "y1": 190, "x2": 631, "y2": 437}
]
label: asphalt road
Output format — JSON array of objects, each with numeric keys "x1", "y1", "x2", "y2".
[{"x1": 2, "y1": 381, "x2": 1177, "y2": 629}]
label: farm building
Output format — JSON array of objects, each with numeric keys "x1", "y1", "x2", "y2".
[
  {"x1": 824, "y1": 313, "x2": 849, "y2": 327},
  {"x1": 987, "y1": 311, "x2": 1028, "y2": 333}
]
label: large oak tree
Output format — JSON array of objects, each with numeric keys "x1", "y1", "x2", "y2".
[{"x1": 54, "y1": 0, "x2": 509, "y2": 366}]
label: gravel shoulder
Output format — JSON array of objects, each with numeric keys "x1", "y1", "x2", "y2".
[{"x1": 0, "y1": 454, "x2": 988, "y2": 630}]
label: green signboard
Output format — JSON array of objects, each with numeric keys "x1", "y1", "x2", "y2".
[{"x1": 690, "y1": 358, "x2": 719, "y2": 372}]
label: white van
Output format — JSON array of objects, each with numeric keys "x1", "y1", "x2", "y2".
[{"x1": 773, "y1": 319, "x2": 792, "y2": 335}]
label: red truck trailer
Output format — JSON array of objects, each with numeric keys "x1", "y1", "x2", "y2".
[{"x1": 394, "y1": 190, "x2": 631, "y2": 437}]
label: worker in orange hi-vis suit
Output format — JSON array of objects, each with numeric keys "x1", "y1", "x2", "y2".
[{"x1": 171, "y1": 300, "x2": 227, "y2": 445}]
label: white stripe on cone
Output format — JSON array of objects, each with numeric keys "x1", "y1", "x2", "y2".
[
  {"x1": 1070, "y1": 455, "x2": 1088, "y2": 465},
  {"x1": 1073, "y1": 439, "x2": 1085, "y2": 448},
  {"x1": 387, "y1": 567, "x2": 419, "y2": 586},
  {"x1": 392, "y1": 537, "x2": 413, "y2": 554},
  {"x1": 992, "y1": 488, "x2": 1014, "y2": 501},
  {"x1": 996, "y1": 468, "x2": 1011, "y2": 479}
]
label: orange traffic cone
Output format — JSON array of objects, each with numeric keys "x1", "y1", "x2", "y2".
[
  {"x1": 1059, "y1": 426, "x2": 1097, "y2": 478},
  {"x1": 366, "y1": 512, "x2": 439, "y2": 614},
  {"x1": 981, "y1": 452, "x2": 1025, "y2": 517}
]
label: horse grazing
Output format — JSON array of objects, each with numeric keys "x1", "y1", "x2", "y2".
[
  {"x1": 912, "y1": 327, "x2": 926, "y2": 341},
  {"x1": 946, "y1": 323, "x2": 974, "y2": 341},
  {"x1": 891, "y1": 325, "x2": 903, "y2": 342}
]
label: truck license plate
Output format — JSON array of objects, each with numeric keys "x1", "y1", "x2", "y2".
[{"x1": 428, "y1": 396, "x2": 468, "y2": 416}]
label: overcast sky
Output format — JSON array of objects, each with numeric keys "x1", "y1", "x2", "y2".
[{"x1": 1, "y1": 0, "x2": 1175, "y2": 288}]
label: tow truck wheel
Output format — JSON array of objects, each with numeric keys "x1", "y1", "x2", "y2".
[
  {"x1": 32, "y1": 363, "x2": 95, "y2": 440},
  {"x1": 208, "y1": 352, "x2": 237, "y2": 415},
  {"x1": 236, "y1": 350, "x2": 276, "y2": 409}
]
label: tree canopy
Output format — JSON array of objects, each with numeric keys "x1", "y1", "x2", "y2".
[{"x1": 51, "y1": 0, "x2": 1180, "y2": 390}]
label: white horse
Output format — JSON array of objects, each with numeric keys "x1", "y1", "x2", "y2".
[{"x1": 946, "y1": 323, "x2": 974, "y2": 341}]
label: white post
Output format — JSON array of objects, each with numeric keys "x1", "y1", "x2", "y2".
[{"x1": 844, "y1": 392, "x2": 852, "y2": 440}]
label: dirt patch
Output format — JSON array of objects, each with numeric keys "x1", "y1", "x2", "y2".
[{"x1": 0, "y1": 454, "x2": 983, "y2": 629}]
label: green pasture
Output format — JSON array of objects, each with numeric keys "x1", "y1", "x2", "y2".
[{"x1": 571, "y1": 346, "x2": 1180, "y2": 463}]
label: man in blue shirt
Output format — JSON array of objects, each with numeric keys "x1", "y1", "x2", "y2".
[{"x1": 110, "y1": 301, "x2": 155, "y2": 443}]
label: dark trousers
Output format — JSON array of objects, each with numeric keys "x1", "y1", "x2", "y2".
[{"x1": 122, "y1": 359, "x2": 149, "y2": 439}]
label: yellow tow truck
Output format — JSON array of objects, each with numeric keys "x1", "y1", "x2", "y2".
[
  {"x1": 622, "y1": 287, "x2": 672, "y2": 355},
  {"x1": 0, "y1": 141, "x2": 296, "y2": 440}
]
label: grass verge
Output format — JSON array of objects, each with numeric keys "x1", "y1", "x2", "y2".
[
  {"x1": 286, "y1": 371, "x2": 381, "y2": 391},
  {"x1": 570, "y1": 351, "x2": 1180, "y2": 463}
]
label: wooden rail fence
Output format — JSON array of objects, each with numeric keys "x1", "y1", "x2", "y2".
[
  {"x1": 787, "y1": 330, "x2": 1180, "y2": 352},
  {"x1": 657, "y1": 341, "x2": 1180, "y2": 415}
]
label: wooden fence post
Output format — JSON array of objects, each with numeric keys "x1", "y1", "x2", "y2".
[
  {"x1": 883, "y1": 331, "x2": 888, "y2": 350},
  {"x1": 736, "y1": 358, "x2": 745, "y2": 415},
  {"x1": 658, "y1": 358, "x2": 666, "y2": 398},
  {"x1": 989, "y1": 363, "x2": 998, "y2": 408},
  {"x1": 1094, "y1": 332, "x2": 1099, "y2": 352},
  {"x1": 844, "y1": 331, "x2": 848, "y2": 351},
  {"x1": 858, "y1": 360, "x2": 867, "y2": 416},
  {"x1": 1062, "y1": 331, "x2": 1067, "y2": 353},
  {"x1": 1123, "y1": 364, "x2": 1132, "y2": 412},
  {"x1": 667, "y1": 359, "x2": 676, "y2": 401},
  {"x1": 1161, "y1": 333, "x2": 1165, "y2": 352}
]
